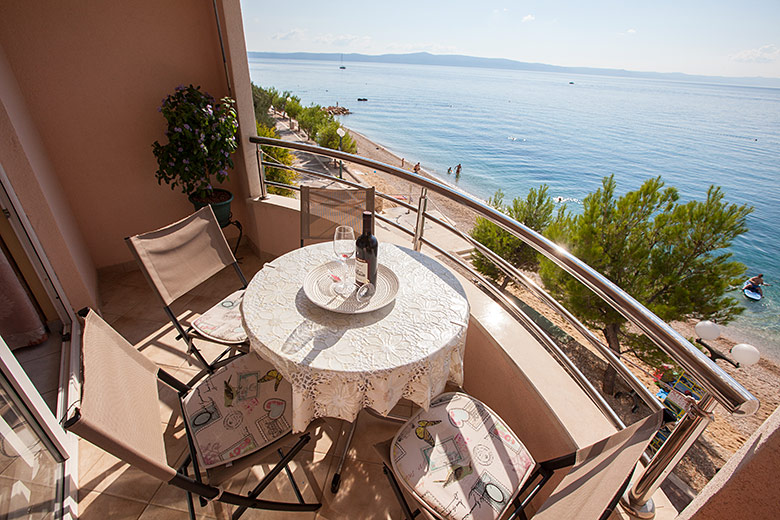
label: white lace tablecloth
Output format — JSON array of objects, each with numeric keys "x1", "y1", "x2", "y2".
[{"x1": 242, "y1": 243, "x2": 469, "y2": 432}]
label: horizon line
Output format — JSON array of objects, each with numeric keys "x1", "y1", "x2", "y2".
[{"x1": 247, "y1": 50, "x2": 780, "y2": 86}]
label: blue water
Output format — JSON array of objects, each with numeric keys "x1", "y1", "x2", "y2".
[{"x1": 249, "y1": 58, "x2": 780, "y2": 358}]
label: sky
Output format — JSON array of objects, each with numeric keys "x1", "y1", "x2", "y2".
[{"x1": 240, "y1": 1, "x2": 780, "y2": 79}]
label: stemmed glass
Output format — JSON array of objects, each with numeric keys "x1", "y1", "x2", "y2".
[{"x1": 332, "y1": 226, "x2": 355, "y2": 296}]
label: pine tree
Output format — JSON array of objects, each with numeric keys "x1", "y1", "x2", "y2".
[{"x1": 539, "y1": 175, "x2": 751, "y2": 393}]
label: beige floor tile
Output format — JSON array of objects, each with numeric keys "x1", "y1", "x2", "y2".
[
  {"x1": 41, "y1": 390, "x2": 58, "y2": 415},
  {"x1": 301, "y1": 417, "x2": 350, "y2": 456},
  {"x1": 317, "y1": 459, "x2": 403, "y2": 519},
  {"x1": 100, "y1": 282, "x2": 158, "y2": 318},
  {"x1": 19, "y1": 351, "x2": 61, "y2": 396},
  {"x1": 12, "y1": 332, "x2": 62, "y2": 364},
  {"x1": 79, "y1": 451, "x2": 162, "y2": 503},
  {"x1": 148, "y1": 482, "x2": 215, "y2": 518},
  {"x1": 78, "y1": 439, "x2": 108, "y2": 482},
  {"x1": 137, "y1": 503, "x2": 195, "y2": 520},
  {"x1": 131, "y1": 321, "x2": 193, "y2": 369},
  {"x1": 78, "y1": 490, "x2": 147, "y2": 520},
  {"x1": 108, "y1": 268, "x2": 153, "y2": 289},
  {"x1": 340, "y1": 411, "x2": 402, "y2": 465},
  {"x1": 233, "y1": 451, "x2": 331, "y2": 520}
]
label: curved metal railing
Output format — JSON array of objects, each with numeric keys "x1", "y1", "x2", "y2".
[{"x1": 250, "y1": 134, "x2": 757, "y2": 514}]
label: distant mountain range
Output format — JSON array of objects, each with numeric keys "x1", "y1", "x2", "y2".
[{"x1": 248, "y1": 51, "x2": 780, "y2": 88}]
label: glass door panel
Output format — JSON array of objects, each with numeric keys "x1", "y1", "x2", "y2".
[{"x1": 0, "y1": 371, "x2": 63, "y2": 520}]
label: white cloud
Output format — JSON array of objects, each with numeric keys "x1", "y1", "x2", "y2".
[
  {"x1": 522, "y1": 14, "x2": 535, "y2": 23},
  {"x1": 627, "y1": 28, "x2": 636, "y2": 34},
  {"x1": 730, "y1": 44, "x2": 780, "y2": 63},
  {"x1": 314, "y1": 33, "x2": 372, "y2": 48},
  {"x1": 386, "y1": 42, "x2": 457, "y2": 54},
  {"x1": 617, "y1": 28, "x2": 637, "y2": 37},
  {"x1": 271, "y1": 28, "x2": 306, "y2": 41}
]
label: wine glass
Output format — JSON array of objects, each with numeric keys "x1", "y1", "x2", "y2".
[{"x1": 332, "y1": 226, "x2": 355, "y2": 296}]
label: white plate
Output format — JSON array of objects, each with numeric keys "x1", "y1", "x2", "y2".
[{"x1": 303, "y1": 259, "x2": 399, "y2": 314}]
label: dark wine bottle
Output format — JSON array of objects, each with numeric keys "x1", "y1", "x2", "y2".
[{"x1": 355, "y1": 211, "x2": 378, "y2": 288}]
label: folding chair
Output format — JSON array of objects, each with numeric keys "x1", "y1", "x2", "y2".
[
  {"x1": 380, "y1": 392, "x2": 662, "y2": 520},
  {"x1": 300, "y1": 185, "x2": 375, "y2": 247},
  {"x1": 64, "y1": 310, "x2": 321, "y2": 519},
  {"x1": 126, "y1": 206, "x2": 248, "y2": 373}
]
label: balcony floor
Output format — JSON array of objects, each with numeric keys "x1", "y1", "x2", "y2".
[{"x1": 82, "y1": 243, "x2": 678, "y2": 519}]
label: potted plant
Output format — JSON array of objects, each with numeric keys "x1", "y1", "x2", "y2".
[{"x1": 152, "y1": 84, "x2": 239, "y2": 226}]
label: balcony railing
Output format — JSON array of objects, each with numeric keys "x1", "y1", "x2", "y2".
[{"x1": 249, "y1": 134, "x2": 758, "y2": 518}]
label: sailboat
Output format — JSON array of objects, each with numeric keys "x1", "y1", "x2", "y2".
[{"x1": 339, "y1": 54, "x2": 346, "y2": 69}]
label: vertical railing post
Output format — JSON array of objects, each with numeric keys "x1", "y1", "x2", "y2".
[
  {"x1": 621, "y1": 395, "x2": 716, "y2": 518},
  {"x1": 412, "y1": 188, "x2": 428, "y2": 251},
  {"x1": 256, "y1": 143, "x2": 268, "y2": 200}
]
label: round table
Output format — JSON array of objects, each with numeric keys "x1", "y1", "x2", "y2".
[{"x1": 242, "y1": 242, "x2": 470, "y2": 432}]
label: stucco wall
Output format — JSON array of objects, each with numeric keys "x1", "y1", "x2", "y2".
[
  {"x1": 678, "y1": 404, "x2": 780, "y2": 520},
  {"x1": 0, "y1": 46, "x2": 98, "y2": 309},
  {"x1": 0, "y1": 0, "x2": 252, "y2": 269}
]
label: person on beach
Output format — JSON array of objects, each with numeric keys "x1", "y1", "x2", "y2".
[
  {"x1": 455, "y1": 163, "x2": 462, "y2": 176},
  {"x1": 401, "y1": 158, "x2": 405, "y2": 167},
  {"x1": 447, "y1": 167, "x2": 452, "y2": 175},
  {"x1": 745, "y1": 274, "x2": 768, "y2": 296},
  {"x1": 413, "y1": 162, "x2": 421, "y2": 173}
]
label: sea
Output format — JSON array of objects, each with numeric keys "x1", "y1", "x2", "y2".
[{"x1": 248, "y1": 58, "x2": 780, "y2": 360}]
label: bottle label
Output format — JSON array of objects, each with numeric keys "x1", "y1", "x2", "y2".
[{"x1": 355, "y1": 258, "x2": 369, "y2": 285}]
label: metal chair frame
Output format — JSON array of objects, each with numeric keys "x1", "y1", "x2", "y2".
[
  {"x1": 65, "y1": 309, "x2": 321, "y2": 520},
  {"x1": 125, "y1": 207, "x2": 249, "y2": 376},
  {"x1": 381, "y1": 453, "x2": 574, "y2": 520}
]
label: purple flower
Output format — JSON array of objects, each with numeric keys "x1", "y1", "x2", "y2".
[
  {"x1": 168, "y1": 161, "x2": 174, "y2": 166},
  {"x1": 223, "y1": 151, "x2": 229, "y2": 157},
  {"x1": 157, "y1": 106, "x2": 162, "y2": 113},
  {"x1": 176, "y1": 84, "x2": 185, "y2": 91},
  {"x1": 174, "y1": 127, "x2": 182, "y2": 133},
  {"x1": 183, "y1": 159, "x2": 190, "y2": 164},
  {"x1": 183, "y1": 124, "x2": 191, "y2": 131},
  {"x1": 177, "y1": 147, "x2": 183, "y2": 152}
]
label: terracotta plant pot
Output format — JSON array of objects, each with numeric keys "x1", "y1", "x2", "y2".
[{"x1": 188, "y1": 188, "x2": 233, "y2": 227}]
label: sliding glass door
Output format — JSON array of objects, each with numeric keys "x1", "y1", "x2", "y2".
[{"x1": 0, "y1": 336, "x2": 70, "y2": 520}]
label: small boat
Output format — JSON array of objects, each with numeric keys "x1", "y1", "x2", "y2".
[
  {"x1": 357, "y1": 98, "x2": 368, "y2": 101},
  {"x1": 742, "y1": 280, "x2": 762, "y2": 301}
]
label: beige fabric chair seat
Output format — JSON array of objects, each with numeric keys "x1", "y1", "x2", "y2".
[
  {"x1": 125, "y1": 206, "x2": 249, "y2": 371},
  {"x1": 65, "y1": 310, "x2": 321, "y2": 517},
  {"x1": 392, "y1": 392, "x2": 535, "y2": 520},
  {"x1": 182, "y1": 351, "x2": 291, "y2": 469},
  {"x1": 192, "y1": 289, "x2": 247, "y2": 344}
]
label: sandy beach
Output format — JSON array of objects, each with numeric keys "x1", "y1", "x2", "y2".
[{"x1": 276, "y1": 114, "x2": 780, "y2": 499}]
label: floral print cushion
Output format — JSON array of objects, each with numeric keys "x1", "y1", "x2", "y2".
[
  {"x1": 391, "y1": 393, "x2": 535, "y2": 520},
  {"x1": 182, "y1": 353, "x2": 292, "y2": 469},
  {"x1": 192, "y1": 289, "x2": 247, "y2": 344}
]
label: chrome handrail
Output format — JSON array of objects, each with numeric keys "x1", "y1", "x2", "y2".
[
  {"x1": 251, "y1": 135, "x2": 757, "y2": 416},
  {"x1": 251, "y1": 134, "x2": 758, "y2": 516}
]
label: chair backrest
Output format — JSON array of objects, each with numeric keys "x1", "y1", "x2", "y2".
[
  {"x1": 64, "y1": 310, "x2": 176, "y2": 483},
  {"x1": 300, "y1": 185, "x2": 375, "y2": 246},
  {"x1": 534, "y1": 409, "x2": 663, "y2": 519},
  {"x1": 126, "y1": 206, "x2": 236, "y2": 306}
]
